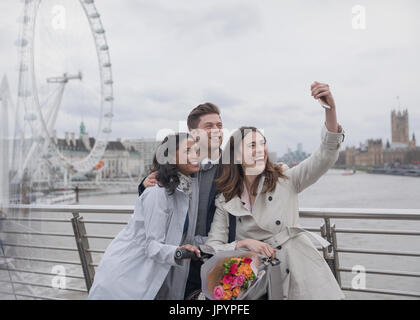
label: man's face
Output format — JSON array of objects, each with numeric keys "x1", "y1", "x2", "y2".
[{"x1": 191, "y1": 113, "x2": 223, "y2": 159}]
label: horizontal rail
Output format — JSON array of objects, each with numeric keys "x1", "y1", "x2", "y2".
[
  {"x1": 337, "y1": 247, "x2": 420, "y2": 257},
  {"x1": 0, "y1": 267, "x2": 85, "y2": 280},
  {"x1": 0, "y1": 231, "x2": 75, "y2": 237},
  {"x1": 4, "y1": 205, "x2": 420, "y2": 220},
  {"x1": 334, "y1": 228, "x2": 420, "y2": 236},
  {"x1": 299, "y1": 208, "x2": 420, "y2": 220},
  {"x1": 86, "y1": 248, "x2": 106, "y2": 254},
  {"x1": 2, "y1": 217, "x2": 71, "y2": 223},
  {"x1": 0, "y1": 290, "x2": 64, "y2": 300},
  {"x1": 0, "y1": 231, "x2": 74, "y2": 238},
  {"x1": 0, "y1": 279, "x2": 86, "y2": 293},
  {"x1": 3, "y1": 255, "x2": 82, "y2": 265},
  {"x1": 83, "y1": 234, "x2": 115, "y2": 239},
  {"x1": 82, "y1": 219, "x2": 127, "y2": 225},
  {"x1": 338, "y1": 267, "x2": 420, "y2": 278},
  {"x1": 5, "y1": 204, "x2": 134, "y2": 214},
  {"x1": 2, "y1": 242, "x2": 78, "y2": 252},
  {"x1": 341, "y1": 286, "x2": 420, "y2": 298},
  {"x1": 305, "y1": 227, "x2": 420, "y2": 236}
]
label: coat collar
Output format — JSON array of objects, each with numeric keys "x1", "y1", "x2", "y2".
[{"x1": 222, "y1": 174, "x2": 266, "y2": 217}]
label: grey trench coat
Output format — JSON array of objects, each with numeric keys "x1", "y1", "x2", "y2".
[
  {"x1": 205, "y1": 123, "x2": 346, "y2": 300},
  {"x1": 88, "y1": 175, "x2": 200, "y2": 300}
]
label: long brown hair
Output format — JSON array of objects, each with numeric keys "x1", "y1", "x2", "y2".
[{"x1": 215, "y1": 126, "x2": 288, "y2": 202}]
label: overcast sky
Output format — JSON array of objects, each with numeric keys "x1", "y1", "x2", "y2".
[{"x1": 1, "y1": 0, "x2": 419, "y2": 156}]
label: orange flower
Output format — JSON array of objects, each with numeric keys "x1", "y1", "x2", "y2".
[
  {"x1": 222, "y1": 283, "x2": 231, "y2": 290},
  {"x1": 232, "y1": 287, "x2": 241, "y2": 297},
  {"x1": 222, "y1": 290, "x2": 233, "y2": 300},
  {"x1": 238, "y1": 263, "x2": 252, "y2": 279},
  {"x1": 238, "y1": 264, "x2": 253, "y2": 278}
]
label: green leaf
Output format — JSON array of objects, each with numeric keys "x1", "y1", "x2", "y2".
[{"x1": 243, "y1": 280, "x2": 249, "y2": 289}]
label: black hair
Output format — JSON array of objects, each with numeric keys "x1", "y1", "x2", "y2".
[{"x1": 150, "y1": 132, "x2": 192, "y2": 195}]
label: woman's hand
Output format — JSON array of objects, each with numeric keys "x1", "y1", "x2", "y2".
[
  {"x1": 179, "y1": 244, "x2": 201, "y2": 258},
  {"x1": 236, "y1": 239, "x2": 276, "y2": 258},
  {"x1": 311, "y1": 81, "x2": 339, "y2": 133},
  {"x1": 143, "y1": 171, "x2": 158, "y2": 188},
  {"x1": 311, "y1": 81, "x2": 336, "y2": 109}
]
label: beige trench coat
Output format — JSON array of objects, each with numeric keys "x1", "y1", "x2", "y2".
[{"x1": 205, "y1": 123, "x2": 346, "y2": 300}]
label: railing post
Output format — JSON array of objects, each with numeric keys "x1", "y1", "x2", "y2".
[
  {"x1": 331, "y1": 224, "x2": 342, "y2": 286},
  {"x1": 71, "y1": 212, "x2": 95, "y2": 292},
  {"x1": 320, "y1": 218, "x2": 341, "y2": 284}
]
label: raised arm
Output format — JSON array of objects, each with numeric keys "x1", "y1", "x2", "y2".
[{"x1": 287, "y1": 82, "x2": 345, "y2": 193}]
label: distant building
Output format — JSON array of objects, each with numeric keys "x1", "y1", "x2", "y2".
[
  {"x1": 391, "y1": 109, "x2": 410, "y2": 148},
  {"x1": 122, "y1": 138, "x2": 161, "y2": 176},
  {"x1": 345, "y1": 109, "x2": 419, "y2": 166},
  {"x1": 32, "y1": 123, "x2": 145, "y2": 184},
  {"x1": 278, "y1": 143, "x2": 310, "y2": 167},
  {"x1": 52, "y1": 130, "x2": 138, "y2": 180}
]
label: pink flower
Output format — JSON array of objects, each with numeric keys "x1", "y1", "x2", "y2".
[
  {"x1": 213, "y1": 285, "x2": 224, "y2": 300},
  {"x1": 231, "y1": 276, "x2": 239, "y2": 288},
  {"x1": 222, "y1": 274, "x2": 233, "y2": 284},
  {"x1": 235, "y1": 273, "x2": 246, "y2": 287},
  {"x1": 243, "y1": 257, "x2": 252, "y2": 264},
  {"x1": 229, "y1": 263, "x2": 238, "y2": 275}
]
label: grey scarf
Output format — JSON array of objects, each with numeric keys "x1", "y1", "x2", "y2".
[{"x1": 177, "y1": 172, "x2": 192, "y2": 199}]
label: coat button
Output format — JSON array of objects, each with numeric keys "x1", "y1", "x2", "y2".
[
  {"x1": 275, "y1": 220, "x2": 281, "y2": 225},
  {"x1": 276, "y1": 245, "x2": 282, "y2": 250},
  {"x1": 286, "y1": 268, "x2": 290, "y2": 274},
  {"x1": 268, "y1": 196, "x2": 273, "y2": 201},
  {"x1": 238, "y1": 217, "x2": 242, "y2": 223}
]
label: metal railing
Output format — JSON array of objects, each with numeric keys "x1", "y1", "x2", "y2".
[{"x1": 1, "y1": 205, "x2": 419, "y2": 299}]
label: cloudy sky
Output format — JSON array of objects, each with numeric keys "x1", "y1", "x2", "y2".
[{"x1": 1, "y1": 0, "x2": 419, "y2": 156}]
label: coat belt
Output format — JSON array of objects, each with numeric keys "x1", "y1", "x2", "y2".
[{"x1": 265, "y1": 226, "x2": 330, "y2": 249}]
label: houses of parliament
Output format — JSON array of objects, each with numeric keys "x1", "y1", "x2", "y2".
[{"x1": 338, "y1": 109, "x2": 419, "y2": 166}]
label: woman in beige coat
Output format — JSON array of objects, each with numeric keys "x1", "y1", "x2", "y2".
[{"x1": 205, "y1": 82, "x2": 346, "y2": 299}]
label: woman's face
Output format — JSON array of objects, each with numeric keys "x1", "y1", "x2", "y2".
[
  {"x1": 177, "y1": 137, "x2": 200, "y2": 175},
  {"x1": 240, "y1": 131, "x2": 267, "y2": 176}
]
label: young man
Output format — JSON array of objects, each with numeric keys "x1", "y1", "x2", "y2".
[{"x1": 138, "y1": 102, "x2": 224, "y2": 299}]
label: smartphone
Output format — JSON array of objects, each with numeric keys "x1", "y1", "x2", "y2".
[{"x1": 318, "y1": 99, "x2": 331, "y2": 109}]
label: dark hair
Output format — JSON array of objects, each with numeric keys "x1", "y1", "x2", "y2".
[
  {"x1": 187, "y1": 102, "x2": 221, "y2": 130},
  {"x1": 150, "y1": 132, "x2": 192, "y2": 195},
  {"x1": 215, "y1": 126, "x2": 288, "y2": 202}
]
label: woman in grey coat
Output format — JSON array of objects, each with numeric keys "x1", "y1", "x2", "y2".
[
  {"x1": 205, "y1": 82, "x2": 346, "y2": 299},
  {"x1": 88, "y1": 133, "x2": 201, "y2": 300}
]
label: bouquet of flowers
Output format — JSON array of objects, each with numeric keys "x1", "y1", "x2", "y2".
[
  {"x1": 200, "y1": 249, "x2": 267, "y2": 300},
  {"x1": 213, "y1": 256, "x2": 257, "y2": 300}
]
